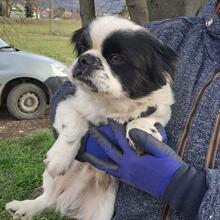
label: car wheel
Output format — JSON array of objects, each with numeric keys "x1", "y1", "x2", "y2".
[{"x1": 6, "y1": 83, "x2": 47, "y2": 120}]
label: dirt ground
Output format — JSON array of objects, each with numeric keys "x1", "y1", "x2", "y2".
[{"x1": 0, "y1": 108, "x2": 51, "y2": 138}]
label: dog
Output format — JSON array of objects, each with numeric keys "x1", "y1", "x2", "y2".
[{"x1": 6, "y1": 16, "x2": 177, "y2": 220}]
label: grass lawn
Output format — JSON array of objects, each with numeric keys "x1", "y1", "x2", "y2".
[
  {"x1": 0, "y1": 18, "x2": 81, "y2": 219},
  {"x1": 0, "y1": 18, "x2": 81, "y2": 64},
  {"x1": 0, "y1": 130, "x2": 68, "y2": 220}
]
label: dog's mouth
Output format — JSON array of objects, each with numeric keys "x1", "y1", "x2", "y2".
[{"x1": 74, "y1": 76, "x2": 98, "y2": 92}]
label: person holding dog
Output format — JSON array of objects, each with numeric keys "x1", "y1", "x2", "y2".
[{"x1": 50, "y1": 0, "x2": 220, "y2": 219}]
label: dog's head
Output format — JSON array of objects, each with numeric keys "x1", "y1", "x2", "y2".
[{"x1": 70, "y1": 16, "x2": 177, "y2": 99}]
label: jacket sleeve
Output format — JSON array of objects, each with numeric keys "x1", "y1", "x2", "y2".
[
  {"x1": 145, "y1": 18, "x2": 194, "y2": 52},
  {"x1": 49, "y1": 81, "x2": 76, "y2": 138},
  {"x1": 199, "y1": 169, "x2": 220, "y2": 219}
]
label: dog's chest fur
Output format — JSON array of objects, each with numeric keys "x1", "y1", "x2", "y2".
[
  {"x1": 55, "y1": 83, "x2": 173, "y2": 130},
  {"x1": 49, "y1": 82, "x2": 174, "y2": 219}
]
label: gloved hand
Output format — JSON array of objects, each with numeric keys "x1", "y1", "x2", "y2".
[
  {"x1": 81, "y1": 120, "x2": 181, "y2": 197},
  {"x1": 76, "y1": 123, "x2": 118, "y2": 162},
  {"x1": 79, "y1": 120, "x2": 207, "y2": 217},
  {"x1": 77, "y1": 121, "x2": 167, "y2": 162}
]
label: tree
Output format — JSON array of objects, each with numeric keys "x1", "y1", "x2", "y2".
[
  {"x1": 184, "y1": 0, "x2": 209, "y2": 16},
  {"x1": 53, "y1": 7, "x2": 65, "y2": 19},
  {"x1": 78, "y1": 0, "x2": 149, "y2": 27},
  {"x1": 147, "y1": 0, "x2": 209, "y2": 21},
  {"x1": 77, "y1": 0, "x2": 209, "y2": 28},
  {"x1": 126, "y1": 0, "x2": 149, "y2": 25},
  {"x1": 25, "y1": 0, "x2": 33, "y2": 18},
  {"x1": 118, "y1": 2, "x2": 129, "y2": 19},
  {"x1": 5, "y1": 0, "x2": 12, "y2": 17},
  {"x1": 79, "y1": 0, "x2": 95, "y2": 27},
  {"x1": 0, "y1": 1, "x2": 3, "y2": 16},
  {"x1": 32, "y1": 0, "x2": 40, "y2": 19}
]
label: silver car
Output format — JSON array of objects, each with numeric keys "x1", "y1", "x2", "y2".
[{"x1": 0, "y1": 38, "x2": 69, "y2": 119}]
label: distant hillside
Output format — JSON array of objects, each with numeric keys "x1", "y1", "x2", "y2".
[{"x1": 17, "y1": 0, "x2": 125, "y2": 13}]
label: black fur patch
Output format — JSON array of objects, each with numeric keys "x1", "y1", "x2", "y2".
[
  {"x1": 77, "y1": 54, "x2": 104, "y2": 71},
  {"x1": 102, "y1": 30, "x2": 178, "y2": 98},
  {"x1": 140, "y1": 106, "x2": 157, "y2": 117},
  {"x1": 71, "y1": 26, "x2": 92, "y2": 56}
]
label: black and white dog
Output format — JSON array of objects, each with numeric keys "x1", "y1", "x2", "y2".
[{"x1": 6, "y1": 16, "x2": 177, "y2": 220}]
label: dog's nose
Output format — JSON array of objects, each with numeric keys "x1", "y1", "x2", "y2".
[
  {"x1": 73, "y1": 54, "x2": 102, "y2": 78},
  {"x1": 78, "y1": 54, "x2": 94, "y2": 66},
  {"x1": 72, "y1": 55, "x2": 91, "y2": 77}
]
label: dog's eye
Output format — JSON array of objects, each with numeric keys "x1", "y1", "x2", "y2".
[{"x1": 109, "y1": 54, "x2": 122, "y2": 64}]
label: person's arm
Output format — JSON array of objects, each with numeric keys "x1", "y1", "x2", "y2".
[
  {"x1": 49, "y1": 81, "x2": 76, "y2": 139},
  {"x1": 78, "y1": 120, "x2": 212, "y2": 219},
  {"x1": 199, "y1": 169, "x2": 220, "y2": 219},
  {"x1": 49, "y1": 83, "x2": 220, "y2": 219}
]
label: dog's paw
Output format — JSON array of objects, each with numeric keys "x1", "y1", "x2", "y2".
[
  {"x1": 44, "y1": 146, "x2": 74, "y2": 177},
  {"x1": 6, "y1": 200, "x2": 35, "y2": 220},
  {"x1": 126, "y1": 118, "x2": 163, "y2": 144}
]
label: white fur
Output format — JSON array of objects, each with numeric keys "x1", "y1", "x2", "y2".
[
  {"x1": 6, "y1": 16, "x2": 174, "y2": 220},
  {"x1": 89, "y1": 16, "x2": 143, "y2": 50},
  {"x1": 6, "y1": 82, "x2": 173, "y2": 220},
  {"x1": 71, "y1": 49, "x2": 125, "y2": 98}
]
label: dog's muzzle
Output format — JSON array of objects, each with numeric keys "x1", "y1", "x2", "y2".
[
  {"x1": 72, "y1": 54, "x2": 103, "y2": 78},
  {"x1": 72, "y1": 54, "x2": 102, "y2": 92}
]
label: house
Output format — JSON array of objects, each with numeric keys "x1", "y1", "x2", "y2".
[{"x1": 11, "y1": 3, "x2": 25, "y2": 18}]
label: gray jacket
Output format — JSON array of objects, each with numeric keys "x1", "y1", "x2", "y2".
[
  {"x1": 112, "y1": 0, "x2": 220, "y2": 219},
  {"x1": 50, "y1": 0, "x2": 220, "y2": 219}
]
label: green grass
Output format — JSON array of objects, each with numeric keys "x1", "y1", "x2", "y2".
[
  {"x1": 0, "y1": 130, "x2": 66, "y2": 220},
  {"x1": 0, "y1": 18, "x2": 81, "y2": 219},
  {"x1": 0, "y1": 18, "x2": 81, "y2": 64}
]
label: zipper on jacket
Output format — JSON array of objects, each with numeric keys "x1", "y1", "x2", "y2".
[
  {"x1": 178, "y1": 71, "x2": 220, "y2": 158},
  {"x1": 217, "y1": 2, "x2": 220, "y2": 16},
  {"x1": 205, "y1": 111, "x2": 220, "y2": 169},
  {"x1": 160, "y1": 70, "x2": 220, "y2": 220}
]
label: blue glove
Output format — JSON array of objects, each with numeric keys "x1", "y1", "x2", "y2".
[
  {"x1": 82, "y1": 120, "x2": 181, "y2": 197},
  {"x1": 77, "y1": 122, "x2": 167, "y2": 163},
  {"x1": 77, "y1": 124, "x2": 118, "y2": 162},
  {"x1": 80, "y1": 120, "x2": 207, "y2": 217}
]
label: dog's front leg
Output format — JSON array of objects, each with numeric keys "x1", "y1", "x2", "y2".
[
  {"x1": 6, "y1": 171, "x2": 57, "y2": 220},
  {"x1": 126, "y1": 117, "x2": 163, "y2": 145},
  {"x1": 126, "y1": 104, "x2": 171, "y2": 145},
  {"x1": 44, "y1": 108, "x2": 88, "y2": 177}
]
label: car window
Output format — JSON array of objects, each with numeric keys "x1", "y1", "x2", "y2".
[{"x1": 0, "y1": 39, "x2": 9, "y2": 48}]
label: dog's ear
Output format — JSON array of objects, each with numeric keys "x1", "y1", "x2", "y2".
[
  {"x1": 138, "y1": 31, "x2": 178, "y2": 86},
  {"x1": 71, "y1": 26, "x2": 90, "y2": 57},
  {"x1": 133, "y1": 31, "x2": 178, "y2": 86},
  {"x1": 152, "y1": 42, "x2": 178, "y2": 82},
  {"x1": 120, "y1": 30, "x2": 178, "y2": 86}
]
